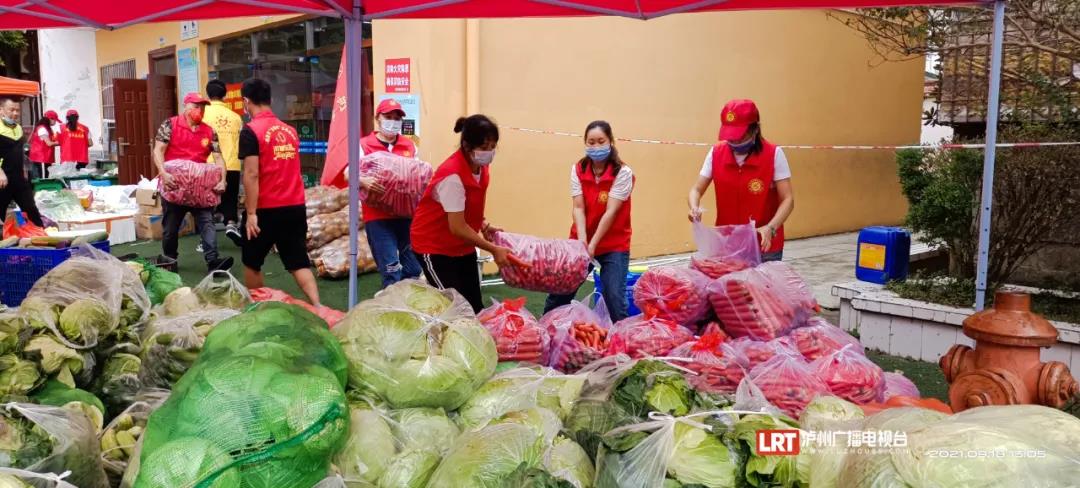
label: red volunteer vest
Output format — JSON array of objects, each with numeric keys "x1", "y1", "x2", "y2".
[
  {"x1": 353, "y1": 132, "x2": 417, "y2": 222},
  {"x1": 569, "y1": 163, "x2": 633, "y2": 255},
  {"x1": 163, "y1": 115, "x2": 214, "y2": 162},
  {"x1": 58, "y1": 124, "x2": 90, "y2": 163},
  {"x1": 411, "y1": 150, "x2": 489, "y2": 257},
  {"x1": 28, "y1": 124, "x2": 55, "y2": 164},
  {"x1": 711, "y1": 139, "x2": 784, "y2": 253},
  {"x1": 246, "y1": 111, "x2": 305, "y2": 209}
]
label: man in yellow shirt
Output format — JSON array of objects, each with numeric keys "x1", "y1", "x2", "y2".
[
  {"x1": 204, "y1": 79, "x2": 244, "y2": 245},
  {"x1": 0, "y1": 95, "x2": 44, "y2": 228}
]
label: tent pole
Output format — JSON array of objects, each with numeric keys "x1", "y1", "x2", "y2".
[
  {"x1": 345, "y1": 2, "x2": 364, "y2": 308},
  {"x1": 974, "y1": 0, "x2": 1006, "y2": 311}
]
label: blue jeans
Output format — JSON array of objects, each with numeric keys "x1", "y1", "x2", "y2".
[
  {"x1": 762, "y1": 250, "x2": 784, "y2": 262},
  {"x1": 544, "y1": 251, "x2": 631, "y2": 323},
  {"x1": 366, "y1": 218, "x2": 422, "y2": 288}
]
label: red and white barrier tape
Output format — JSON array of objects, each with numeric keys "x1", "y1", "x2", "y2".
[{"x1": 505, "y1": 126, "x2": 1080, "y2": 150}]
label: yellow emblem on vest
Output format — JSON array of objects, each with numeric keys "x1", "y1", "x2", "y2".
[
  {"x1": 403, "y1": 151, "x2": 412, "y2": 157},
  {"x1": 748, "y1": 178, "x2": 765, "y2": 194},
  {"x1": 598, "y1": 191, "x2": 609, "y2": 204},
  {"x1": 725, "y1": 112, "x2": 737, "y2": 123},
  {"x1": 201, "y1": 138, "x2": 210, "y2": 147}
]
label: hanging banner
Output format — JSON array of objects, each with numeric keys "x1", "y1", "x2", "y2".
[
  {"x1": 384, "y1": 58, "x2": 411, "y2": 93},
  {"x1": 321, "y1": 48, "x2": 351, "y2": 186},
  {"x1": 223, "y1": 82, "x2": 245, "y2": 116}
]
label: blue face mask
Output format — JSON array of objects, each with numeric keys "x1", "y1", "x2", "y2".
[
  {"x1": 729, "y1": 139, "x2": 755, "y2": 154},
  {"x1": 585, "y1": 144, "x2": 611, "y2": 162},
  {"x1": 1, "y1": 117, "x2": 16, "y2": 126}
]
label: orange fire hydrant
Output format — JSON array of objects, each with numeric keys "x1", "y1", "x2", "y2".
[{"x1": 940, "y1": 290, "x2": 1079, "y2": 412}]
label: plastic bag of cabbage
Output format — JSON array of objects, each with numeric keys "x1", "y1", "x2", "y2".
[
  {"x1": 132, "y1": 302, "x2": 349, "y2": 488},
  {"x1": 137, "y1": 309, "x2": 238, "y2": 390},
  {"x1": 333, "y1": 280, "x2": 497, "y2": 410},
  {"x1": 0, "y1": 402, "x2": 108, "y2": 488},
  {"x1": 0, "y1": 467, "x2": 78, "y2": 488},
  {"x1": 456, "y1": 366, "x2": 586, "y2": 431}
]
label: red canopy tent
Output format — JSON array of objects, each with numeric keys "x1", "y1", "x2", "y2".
[
  {"x1": 0, "y1": 0, "x2": 1001, "y2": 308},
  {"x1": 0, "y1": 75, "x2": 39, "y2": 96}
]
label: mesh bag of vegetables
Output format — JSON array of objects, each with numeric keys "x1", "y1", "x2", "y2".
[
  {"x1": 334, "y1": 399, "x2": 460, "y2": 487},
  {"x1": 689, "y1": 221, "x2": 760, "y2": 279},
  {"x1": 457, "y1": 366, "x2": 586, "y2": 431},
  {"x1": 605, "y1": 314, "x2": 694, "y2": 360},
  {"x1": 669, "y1": 329, "x2": 748, "y2": 395},
  {"x1": 477, "y1": 298, "x2": 550, "y2": 364},
  {"x1": 707, "y1": 266, "x2": 806, "y2": 341},
  {"x1": 133, "y1": 302, "x2": 349, "y2": 488},
  {"x1": 306, "y1": 209, "x2": 352, "y2": 251},
  {"x1": 543, "y1": 298, "x2": 612, "y2": 373},
  {"x1": 358, "y1": 151, "x2": 434, "y2": 218},
  {"x1": 159, "y1": 160, "x2": 223, "y2": 208},
  {"x1": 20, "y1": 244, "x2": 151, "y2": 350},
  {"x1": 313, "y1": 234, "x2": 377, "y2": 279},
  {"x1": 138, "y1": 309, "x2": 239, "y2": 390},
  {"x1": 135, "y1": 260, "x2": 184, "y2": 307},
  {"x1": 0, "y1": 467, "x2": 79, "y2": 488},
  {"x1": 99, "y1": 389, "x2": 169, "y2": 485},
  {"x1": 333, "y1": 280, "x2": 497, "y2": 410},
  {"x1": 631, "y1": 266, "x2": 711, "y2": 326},
  {"x1": 492, "y1": 232, "x2": 592, "y2": 295},
  {"x1": 746, "y1": 354, "x2": 830, "y2": 418},
  {"x1": 881, "y1": 372, "x2": 919, "y2": 401},
  {"x1": 811, "y1": 345, "x2": 886, "y2": 405},
  {"x1": 788, "y1": 317, "x2": 862, "y2": 361},
  {"x1": 731, "y1": 336, "x2": 802, "y2": 369},
  {"x1": 305, "y1": 186, "x2": 349, "y2": 219},
  {"x1": 0, "y1": 402, "x2": 108, "y2": 488}
]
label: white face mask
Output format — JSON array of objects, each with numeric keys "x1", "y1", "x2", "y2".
[
  {"x1": 380, "y1": 118, "x2": 403, "y2": 137},
  {"x1": 472, "y1": 149, "x2": 496, "y2": 166}
]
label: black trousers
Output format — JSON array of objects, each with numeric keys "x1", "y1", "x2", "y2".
[
  {"x1": 216, "y1": 170, "x2": 241, "y2": 224},
  {"x1": 0, "y1": 175, "x2": 44, "y2": 228},
  {"x1": 415, "y1": 251, "x2": 483, "y2": 313}
]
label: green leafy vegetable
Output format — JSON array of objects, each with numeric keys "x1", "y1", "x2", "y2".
[
  {"x1": 134, "y1": 437, "x2": 240, "y2": 488},
  {"x1": 0, "y1": 355, "x2": 39, "y2": 397},
  {"x1": 734, "y1": 414, "x2": 801, "y2": 487},
  {"x1": 57, "y1": 299, "x2": 111, "y2": 342},
  {"x1": 427, "y1": 423, "x2": 544, "y2": 488},
  {"x1": 611, "y1": 360, "x2": 694, "y2": 417},
  {"x1": 546, "y1": 436, "x2": 595, "y2": 488}
]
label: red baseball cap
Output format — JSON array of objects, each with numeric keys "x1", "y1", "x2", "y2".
[
  {"x1": 44, "y1": 110, "x2": 58, "y2": 122},
  {"x1": 376, "y1": 98, "x2": 405, "y2": 116},
  {"x1": 718, "y1": 99, "x2": 760, "y2": 142},
  {"x1": 66, "y1": 109, "x2": 78, "y2": 117},
  {"x1": 183, "y1": 92, "x2": 210, "y2": 105}
]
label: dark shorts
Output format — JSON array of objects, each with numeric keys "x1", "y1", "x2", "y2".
[{"x1": 241, "y1": 205, "x2": 311, "y2": 272}]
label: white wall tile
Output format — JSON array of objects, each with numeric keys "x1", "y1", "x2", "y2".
[
  {"x1": 920, "y1": 323, "x2": 957, "y2": 363},
  {"x1": 859, "y1": 314, "x2": 892, "y2": 353},
  {"x1": 889, "y1": 317, "x2": 922, "y2": 360}
]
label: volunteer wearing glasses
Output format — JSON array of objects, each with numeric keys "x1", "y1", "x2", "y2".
[
  {"x1": 687, "y1": 99, "x2": 795, "y2": 262},
  {"x1": 410, "y1": 114, "x2": 515, "y2": 313},
  {"x1": 543, "y1": 120, "x2": 634, "y2": 322}
]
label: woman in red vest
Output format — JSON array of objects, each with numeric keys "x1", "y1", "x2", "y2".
[
  {"x1": 27, "y1": 110, "x2": 59, "y2": 179},
  {"x1": 543, "y1": 121, "x2": 635, "y2": 321},
  {"x1": 688, "y1": 99, "x2": 795, "y2": 262},
  {"x1": 328, "y1": 98, "x2": 422, "y2": 289},
  {"x1": 57, "y1": 109, "x2": 93, "y2": 169},
  {"x1": 411, "y1": 114, "x2": 515, "y2": 312}
]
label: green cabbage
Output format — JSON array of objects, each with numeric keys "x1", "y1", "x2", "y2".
[
  {"x1": 426, "y1": 423, "x2": 544, "y2": 488},
  {"x1": 0, "y1": 313, "x2": 26, "y2": 356},
  {"x1": 611, "y1": 360, "x2": 695, "y2": 417},
  {"x1": 23, "y1": 335, "x2": 84, "y2": 379},
  {"x1": 490, "y1": 408, "x2": 563, "y2": 447},
  {"x1": 334, "y1": 404, "x2": 458, "y2": 487},
  {"x1": 162, "y1": 287, "x2": 200, "y2": 317},
  {"x1": 667, "y1": 422, "x2": 740, "y2": 488},
  {"x1": 796, "y1": 396, "x2": 865, "y2": 487},
  {"x1": 134, "y1": 437, "x2": 240, "y2": 488},
  {"x1": 58, "y1": 299, "x2": 111, "y2": 342},
  {"x1": 18, "y1": 297, "x2": 60, "y2": 332},
  {"x1": 546, "y1": 436, "x2": 595, "y2": 488},
  {"x1": 93, "y1": 353, "x2": 142, "y2": 415},
  {"x1": 595, "y1": 421, "x2": 739, "y2": 488},
  {"x1": 836, "y1": 407, "x2": 947, "y2": 487},
  {"x1": 378, "y1": 448, "x2": 442, "y2": 488},
  {"x1": 0, "y1": 355, "x2": 40, "y2": 397},
  {"x1": 564, "y1": 399, "x2": 642, "y2": 461},
  {"x1": 391, "y1": 407, "x2": 459, "y2": 455},
  {"x1": 336, "y1": 406, "x2": 395, "y2": 483},
  {"x1": 458, "y1": 368, "x2": 585, "y2": 430},
  {"x1": 0, "y1": 473, "x2": 31, "y2": 487},
  {"x1": 31, "y1": 379, "x2": 105, "y2": 420},
  {"x1": 193, "y1": 272, "x2": 251, "y2": 310},
  {"x1": 734, "y1": 414, "x2": 801, "y2": 487}
]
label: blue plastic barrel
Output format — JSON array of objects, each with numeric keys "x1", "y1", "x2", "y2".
[
  {"x1": 855, "y1": 226, "x2": 911, "y2": 284},
  {"x1": 592, "y1": 265, "x2": 647, "y2": 316}
]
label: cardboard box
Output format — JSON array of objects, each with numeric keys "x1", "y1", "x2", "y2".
[
  {"x1": 136, "y1": 189, "x2": 163, "y2": 215},
  {"x1": 135, "y1": 213, "x2": 195, "y2": 241}
]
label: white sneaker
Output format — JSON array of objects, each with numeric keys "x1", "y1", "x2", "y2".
[{"x1": 196, "y1": 243, "x2": 204, "y2": 253}]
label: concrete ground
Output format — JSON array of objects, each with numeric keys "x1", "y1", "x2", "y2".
[{"x1": 784, "y1": 232, "x2": 861, "y2": 310}]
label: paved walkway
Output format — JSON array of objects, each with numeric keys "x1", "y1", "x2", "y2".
[{"x1": 783, "y1": 232, "x2": 861, "y2": 310}]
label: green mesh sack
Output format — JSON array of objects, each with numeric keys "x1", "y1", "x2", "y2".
[
  {"x1": 132, "y1": 302, "x2": 350, "y2": 488},
  {"x1": 136, "y1": 260, "x2": 184, "y2": 307}
]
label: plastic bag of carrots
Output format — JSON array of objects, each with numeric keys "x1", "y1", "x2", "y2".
[
  {"x1": 631, "y1": 266, "x2": 711, "y2": 325},
  {"x1": 881, "y1": 372, "x2": 920, "y2": 401},
  {"x1": 758, "y1": 261, "x2": 820, "y2": 315},
  {"x1": 811, "y1": 344, "x2": 886, "y2": 405},
  {"x1": 605, "y1": 314, "x2": 695, "y2": 359},
  {"x1": 493, "y1": 231, "x2": 591, "y2": 294},
  {"x1": 689, "y1": 221, "x2": 761, "y2": 279},
  {"x1": 707, "y1": 266, "x2": 807, "y2": 340},
  {"x1": 731, "y1": 336, "x2": 802, "y2": 369},
  {"x1": 358, "y1": 151, "x2": 433, "y2": 218},
  {"x1": 543, "y1": 297, "x2": 612, "y2": 373},
  {"x1": 748, "y1": 353, "x2": 831, "y2": 418},
  {"x1": 789, "y1": 317, "x2": 863, "y2": 361},
  {"x1": 477, "y1": 297, "x2": 550, "y2": 364},
  {"x1": 669, "y1": 324, "x2": 748, "y2": 394}
]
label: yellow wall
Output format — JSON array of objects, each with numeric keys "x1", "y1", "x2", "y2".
[{"x1": 374, "y1": 11, "x2": 920, "y2": 258}]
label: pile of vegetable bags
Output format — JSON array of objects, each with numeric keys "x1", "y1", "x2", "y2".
[
  {"x1": 304, "y1": 186, "x2": 377, "y2": 278},
  {"x1": 358, "y1": 151, "x2": 434, "y2": 218},
  {"x1": 158, "y1": 160, "x2": 223, "y2": 208},
  {"x1": 707, "y1": 262, "x2": 819, "y2": 341},
  {"x1": 690, "y1": 221, "x2": 761, "y2": 279},
  {"x1": 631, "y1": 266, "x2": 711, "y2": 325},
  {"x1": 543, "y1": 298, "x2": 612, "y2": 373},
  {"x1": 132, "y1": 302, "x2": 350, "y2": 488},
  {"x1": 477, "y1": 297, "x2": 550, "y2": 364},
  {"x1": 0, "y1": 402, "x2": 108, "y2": 488},
  {"x1": 492, "y1": 231, "x2": 591, "y2": 295}
]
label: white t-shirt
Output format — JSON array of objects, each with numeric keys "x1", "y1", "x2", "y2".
[
  {"x1": 699, "y1": 146, "x2": 792, "y2": 181},
  {"x1": 570, "y1": 164, "x2": 634, "y2": 201},
  {"x1": 433, "y1": 172, "x2": 482, "y2": 213},
  {"x1": 36, "y1": 127, "x2": 51, "y2": 141}
]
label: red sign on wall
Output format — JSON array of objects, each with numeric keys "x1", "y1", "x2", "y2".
[
  {"x1": 223, "y1": 82, "x2": 245, "y2": 116},
  {"x1": 385, "y1": 58, "x2": 411, "y2": 94}
]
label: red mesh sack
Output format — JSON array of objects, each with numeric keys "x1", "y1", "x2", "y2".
[
  {"x1": 358, "y1": 151, "x2": 433, "y2": 218},
  {"x1": 631, "y1": 266, "x2": 711, "y2": 325},
  {"x1": 789, "y1": 317, "x2": 864, "y2": 361},
  {"x1": 606, "y1": 314, "x2": 695, "y2": 359},
  {"x1": 669, "y1": 327, "x2": 748, "y2": 394},
  {"x1": 492, "y1": 231, "x2": 591, "y2": 294},
  {"x1": 881, "y1": 372, "x2": 920, "y2": 401},
  {"x1": 477, "y1": 297, "x2": 549, "y2": 364},
  {"x1": 731, "y1": 336, "x2": 802, "y2": 369},
  {"x1": 543, "y1": 298, "x2": 612, "y2": 373},
  {"x1": 249, "y1": 287, "x2": 345, "y2": 327},
  {"x1": 811, "y1": 345, "x2": 886, "y2": 405},
  {"x1": 748, "y1": 353, "x2": 830, "y2": 418},
  {"x1": 159, "y1": 159, "x2": 223, "y2": 208},
  {"x1": 707, "y1": 266, "x2": 805, "y2": 340},
  {"x1": 689, "y1": 221, "x2": 761, "y2": 279}
]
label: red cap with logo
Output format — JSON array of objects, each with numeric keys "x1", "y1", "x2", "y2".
[
  {"x1": 65, "y1": 109, "x2": 78, "y2": 118},
  {"x1": 718, "y1": 99, "x2": 760, "y2": 142},
  {"x1": 376, "y1": 98, "x2": 405, "y2": 116},
  {"x1": 183, "y1": 92, "x2": 210, "y2": 105},
  {"x1": 44, "y1": 110, "x2": 59, "y2": 122}
]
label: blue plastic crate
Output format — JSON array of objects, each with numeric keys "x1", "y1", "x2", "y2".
[
  {"x1": 0, "y1": 240, "x2": 110, "y2": 307},
  {"x1": 592, "y1": 265, "x2": 647, "y2": 317}
]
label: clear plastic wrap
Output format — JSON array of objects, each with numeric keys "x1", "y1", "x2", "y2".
[
  {"x1": 34, "y1": 190, "x2": 84, "y2": 222},
  {"x1": 747, "y1": 353, "x2": 830, "y2": 418},
  {"x1": 789, "y1": 317, "x2": 863, "y2": 361},
  {"x1": 606, "y1": 315, "x2": 695, "y2": 359},
  {"x1": 477, "y1": 298, "x2": 550, "y2": 364},
  {"x1": 191, "y1": 271, "x2": 251, "y2": 311},
  {"x1": 758, "y1": 261, "x2": 820, "y2": 316},
  {"x1": 159, "y1": 160, "x2": 223, "y2": 208},
  {"x1": 707, "y1": 266, "x2": 805, "y2": 340},
  {"x1": 426, "y1": 423, "x2": 545, "y2": 488},
  {"x1": 811, "y1": 344, "x2": 885, "y2": 405},
  {"x1": 99, "y1": 389, "x2": 170, "y2": 485},
  {"x1": 689, "y1": 221, "x2": 761, "y2": 279},
  {"x1": 669, "y1": 330, "x2": 747, "y2": 394},
  {"x1": 0, "y1": 467, "x2": 78, "y2": 488},
  {"x1": 729, "y1": 336, "x2": 801, "y2": 369},
  {"x1": 0, "y1": 402, "x2": 109, "y2": 488},
  {"x1": 304, "y1": 186, "x2": 349, "y2": 218},
  {"x1": 457, "y1": 366, "x2": 586, "y2": 430},
  {"x1": 492, "y1": 232, "x2": 591, "y2": 294},
  {"x1": 358, "y1": 151, "x2": 434, "y2": 218},
  {"x1": 138, "y1": 309, "x2": 239, "y2": 390},
  {"x1": 881, "y1": 372, "x2": 920, "y2": 401},
  {"x1": 333, "y1": 280, "x2": 498, "y2": 410},
  {"x1": 631, "y1": 266, "x2": 711, "y2": 325},
  {"x1": 543, "y1": 298, "x2": 612, "y2": 373},
  {"x1": 313, "y1": 234, "x2": 376, "y2": 279}
]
